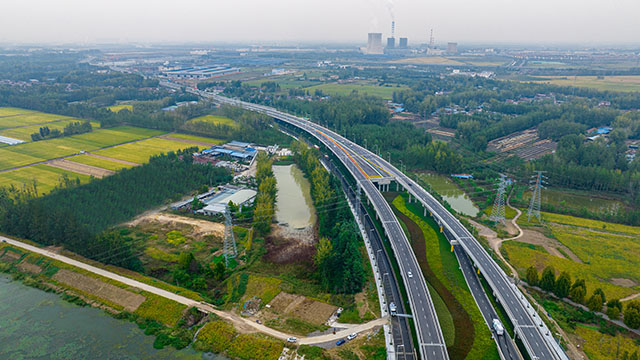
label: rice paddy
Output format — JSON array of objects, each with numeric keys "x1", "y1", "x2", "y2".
[
  {"x1": 0, "y1": 164, "x2": 92, "y2": 195},
  {"x1": 0, "y1": 120, "x2": 101, "y2": 142},
  {"x1": 0, "y1": 108, "x2": 72, "y2": 130},
  {"x1": 165, "y1": 133, "x2": 225, "y2": 144},
  {"x1": 67, "y1": 155, "x2": 136, "y2": 172}
]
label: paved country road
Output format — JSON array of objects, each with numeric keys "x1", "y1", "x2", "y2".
[{"x1": 0, "y1": 235, "x2": 387, "y2": 345}]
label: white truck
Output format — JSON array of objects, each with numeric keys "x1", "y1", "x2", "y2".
[
  {"x1": 492, "y1": 318, "x2": 504, "y2": 336},
  {"x1": 389, "y1": 302, "x2": 397, "y2": 316}
]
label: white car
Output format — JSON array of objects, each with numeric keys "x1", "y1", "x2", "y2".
[
  {"x1": 287, "y1": 337, "x2": 297, "y2": 343},
  {"x1": 407, "y1": 271, "x2": 413, "y2": 278},
  {"x1": 347, "y1": 333, "x2": 357, "y2": 340}
]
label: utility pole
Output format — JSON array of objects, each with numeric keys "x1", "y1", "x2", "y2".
[
  {"x1": 527, "y1": 171, "x2": 546, "y2": 223},
  {"x1": 490, "y1": 174, "x2": 507, "y2": 224},
  {"x1": 223, "y1": 204, "x2": 237, "y2": 266}
]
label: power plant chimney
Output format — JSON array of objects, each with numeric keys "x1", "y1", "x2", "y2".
[{"x1": 366, "y1": 33, "x2": 384, "y2": 54}]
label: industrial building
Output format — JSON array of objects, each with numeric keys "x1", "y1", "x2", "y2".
[
  {"x1": 366, "y1": 33, "x2": 384, "y2": 55},
  {"x1": 386, "y1": 37, "x2": 395, "y2": 49},
  {"x1": 161, "y1": 65, "x2": 240, "y2": 79},
  {"x1": 447, "y1": 42, "x2": 458, "y2": 54},
  {"x1": 399, "y1": 37, "x2": 408, "y2": 48},
  {"x1": 197, "y1": 186, "x2": 257, "y2": 216}
]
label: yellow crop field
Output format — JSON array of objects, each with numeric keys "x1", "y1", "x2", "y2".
[
  {"x1": 575, "y1": 325, "x2": 640, "y2": 360},
  {"x1": 528, "y1": 76, "x2": 640, "y2": 92},
  {"x1": 67, "y1": 154, "x2": 135, "y2": 172},
  {"x1": 0, "y1": 164, "x2": 92, "y2": 195},
  {"x1": 107, "y1": 104, "x2": 133, "y2": 113},
  {"x1": 0, "y1": 108, "x2": 72, "y2": 130},
  {"x1": 541, "y1": 212, "x2": 640, "y2": 236},
  {"x1": 93, "y1": 138, "x2": 206, "y2": 164},
  {"x1": 187, "y1": 115, "x2": 236, "y2": 127},
  {"x1": 0, "y1": 120, "x2": 101, "y2": 142},
  {"x1": 165, "y1": 133, "x2": 225, "y2": 145}
]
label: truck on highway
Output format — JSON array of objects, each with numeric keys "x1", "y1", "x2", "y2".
[
  {"x1": 492, "y1": 318, "x2": 504, "y2": 336},
  {"x1": 389, "y1": 302, "x2": 397, "y2": 316}
]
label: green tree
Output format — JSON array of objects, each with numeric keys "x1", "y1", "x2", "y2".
[
  {"x1": 623, "y1": 301, "x2": 640, "y2": 329},
  {"x1": 593, "y1": 288, "x2": 606, "y2": 304},
  {"x1": 540, "y1": 266, "x2": 556, "y2": 292},
  {"x1": 631, "y1": 351, "x2": 639, "y2": 360},
  {"x1": 570, "y1": 285, "x2": 586, "y2": 304},
  {"x1": 213, "y1": 261, "x2": 226, "y2": 281},
  {"x1": 606, "y1": 306, "x2": 620, "y2": 320},
  {"x1": 554, "y1": 271, "x2": 571, "y2": 298},
  {"x1": 525, "y1": 266, "x2": 539, "y2": 286},
  {"x1": 179, "y1": 252, "x2": 200, "y2": 274},
  {"x1": 586, "y1": 293, "x2": 604, "y2": 312}
]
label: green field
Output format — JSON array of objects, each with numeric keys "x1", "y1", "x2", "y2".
[
  {"x1": 527, "y1": 76, "x2": 640, "y2": 92},
  {"x1": 166, "y1": 133, "x2": 225, "y2": 144},
  {"x1": 67, "y1": 154, "x2": 135, "y2": 171},
  {"x1": 391, "y1": 57, "x2": 465, "y2": 66},
  {"x1": 0, "y1": 120, "x2": 101, "y2": 142},
  {"x1": 107, "y1": 104, "x2": 133, "y2": 113},
  {"x1": 186, "y1": 115, "x2": 236, "y2": 127},
  {"x1": 516, "y1": 187, "x2": 627, "y2": 215},
  {"x1": 93, "y1": 138, "x2": 206, "y2": 164},
  {"x1": 0, "y1": 126, "x2": 165, "y2": 171},
  {"x1": 505, "y1": 213, "x2": 640, "y2": 300},
  {"x1": 0, "y1": 108, "x2": 72, "y2": 130},
  {"x1": 0, "y1": 164, "x2": 92, "y2": 195},
  {"x1": 302, "y1": 83, "x2": 407, "y2": 100}
]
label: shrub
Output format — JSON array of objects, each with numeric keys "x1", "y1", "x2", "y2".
[{"x1": 193, "y1": 320, "x2": 237, "y2": 353}]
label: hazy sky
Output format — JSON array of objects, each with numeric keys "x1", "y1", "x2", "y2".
[{"x1": 1, "y1": 0, "x2": 639, "y2": 46}]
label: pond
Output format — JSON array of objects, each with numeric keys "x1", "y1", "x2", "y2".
[
  {"x1": 419, "y1": 173, "x2": 480, "y2": 217},
  {"x1": 0, "y1": 274, "x2": 226, "y2": 360},
  {"x1": 273, "y1": 164, "x2": 316, "y2": 230}
]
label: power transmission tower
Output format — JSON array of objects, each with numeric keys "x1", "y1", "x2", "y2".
[
  {"x1": 223, "y1": 204, "x2": 237, "y2": 266},
  {"x1": 527, "y1": 171, "x2": 546, "y2": 223},
  {"x1": 429, "y1": 29, "x2": 435, "y2": 49},
  {"x1": 490, "y1": 174, "x2": 507, "y2": 224}
]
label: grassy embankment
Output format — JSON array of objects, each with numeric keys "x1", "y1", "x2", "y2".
[
  {"x1": 505, "y1": 212, "x2": 640, "y2": 301},
  {"x1": 391, "y1": 194, "x2": 499, "y2": 360}
]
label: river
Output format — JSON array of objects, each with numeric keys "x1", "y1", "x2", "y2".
[
  {"x1": 0, "y1": 274, "x2": 227, "y2": 360},
  {"x1": 273, "y1": 164, "x2": 316, "y2": 231},
  {"x1": 419, "y1": 173, "x2": 480, "y2": 217}
]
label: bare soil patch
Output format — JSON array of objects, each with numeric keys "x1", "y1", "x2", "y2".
[
  {"x1": 48, "y1": 159, "x2": 114, "y2": 178},
  {"x1": 610, "y1": 278, "x2": 638, "y2": 288},
  {"x1": 52, "y1": 269, "x2": 146, "y2": 312},
  {"x1": 17, "y1": 262, "x2": 42, "y2": 274},
  {"x1": 0, "y1": 251, "x2": 21, "y2": 261},
  {"x1": 267, "y1": 292, "x2": 337, "y2": 325},
  {"x1": 264, "y1": 233, "x2": 314, "y2": 264},
  {"x1": 128, "y1": 213, "x2": 224, "y2": 239},
  {"x1": 86, "y1": 153, "x2": 140, "y2": 166}
]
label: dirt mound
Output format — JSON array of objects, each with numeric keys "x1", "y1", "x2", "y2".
[
  {"x1": 610, "y1": 278, "x2": 638, "y2": 288},
  {"x1": 264, "y1": 234, "x2": 314, "y2": 264},
  {"x1": 267, "y1": 292, "x2": 337, "y2": 325}
]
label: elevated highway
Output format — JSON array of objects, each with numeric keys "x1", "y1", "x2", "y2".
[{"x1": 194, "y1": 90, "x2": 567, "y2": 360}]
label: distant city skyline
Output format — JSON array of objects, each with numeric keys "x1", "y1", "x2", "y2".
[{"x1": 1, "y1": 0, "x2": 639, "y2": 46}]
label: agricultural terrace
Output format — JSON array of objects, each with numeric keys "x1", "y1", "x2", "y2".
[
  {"x1": 302, "y1": 82, "x2": 407, "y2": 100},
  {"x1": 391, "y1": 194, "x2": 498, "y2": 359},
  {"x1": 505, "y1": 212, "x2": 640, "y2": 300},
  {"x1": 186, "y1": 115, "x2": 236, "y2": 128},
  {"x1": 0, "y1": 164, "x2": 92, "y2": 194},
  {"x1": 0, "y1": 120, "x2": 101, "y2": 142},
  {"x1": 107, "y1": 104, "x2": 134, "y2": 113},
  {"x1": 93, "y1": 138, "x2": 207, "y2": 164},
  {"x1": 0, "y1": 107, "x2": 71, "y2": 130},
  {"x1": 67, "y1": 154, "x2": 136, "y2": 172},
  {"x1": 0, "y1": 126, "x2": 165, "y2": 171},
  {"x1": 528, "y1": 75, "x2": 640, "y2": 92}
]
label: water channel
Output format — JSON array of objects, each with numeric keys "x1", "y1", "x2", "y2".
[
  {"x1": 273, "y1": 164, "x2": 316, "y2": 230},
  {"x1": 0, "y1": 275, "x2": 227, "y2": 360},
  {"x1": 419, "y1": 173, "x2": 480, "y2": 217}
]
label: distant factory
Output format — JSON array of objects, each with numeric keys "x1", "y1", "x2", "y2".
[
  {"x1": 161, "y1": 65, "x2": 240, "y2": 79},
  {"x1": 364, "y1": 20, "x2": 411, "y2": 55},
  {"x1": 365, "y1": 33, "x2": 384, "y2": 55}
]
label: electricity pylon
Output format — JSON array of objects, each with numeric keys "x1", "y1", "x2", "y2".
[
  {"x1": 490, "y1": 174, "x2": 507, "y2": 224},
  {"x1": 223, "y1": 204, "x2": 237, "y2": 266},
  {"x1": 527, "y1": 171, "x2": 546, "y2": 223}
]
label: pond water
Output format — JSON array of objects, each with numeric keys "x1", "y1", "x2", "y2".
[
  {"x1": 0, "y1": 275, "x2": 226, "y2": 360},
  {"x1": 419, "y1": 173, "x2": 480, "y2": 217},
  {"x1": 273, "y1": 164, "x2": 316, "y2": 229}
]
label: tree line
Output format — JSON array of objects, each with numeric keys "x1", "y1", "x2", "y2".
[
  {"x1": 252, "y1": 153, "x2": 277, "y2": 236},
  {"x1": 30, "y1": 121, "x2": 92, "y2": 141},
  {"x1": 292, "y1": 141, "x2": 365, "y2": 294}
]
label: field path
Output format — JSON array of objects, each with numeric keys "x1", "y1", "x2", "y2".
[{"x1": 1, "y1": 235, "x2": 387, "y2": 345}]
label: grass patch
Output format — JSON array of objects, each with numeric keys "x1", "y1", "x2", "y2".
[
  {"x1": 187, "y1": 115, "x2": 237, "y2": 128},
  {"x1": 302, "y1": 83, "x2": 406, "y2": 100},
  {"x1": 167, "y1": 133, "x2": 225, "y2": 144},
  {"x1": 227, "y1": 333, "x2": 283, "y2": 360},
  {"x1": 575, "y1": 325, "x2": 640, "y2": 360},
  {"x1": 193, "y1": 319, "x2": 237, "y2": 353},
  {"x1": 242, "y1": 275, "x2": 282, "y2": 304},
  {"x1": 144, "y1": 247, "x2": 179, "y2": 263},
  {"x1": 0, "y1": 120, "x2": 100, "y2": 142},
  {"x1": 527, "y1": 75, "x2": 640, "y2": 92},
  {"x1": 0, "y1": 108, "x2": 70, "y2": 130},
  {"x1": 107, "y1": 104, "x2": 133, "y2": 113},
  {"x1": 134, "y1": 294, "x2": 187, "y2": 326},
  {"x1": 166, "y1": 230, "x2": 187, "y2": 246}
]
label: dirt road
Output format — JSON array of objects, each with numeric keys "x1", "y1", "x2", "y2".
[{"x1": 1, "y1": 235, "x2": 386, "y2": 344}]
